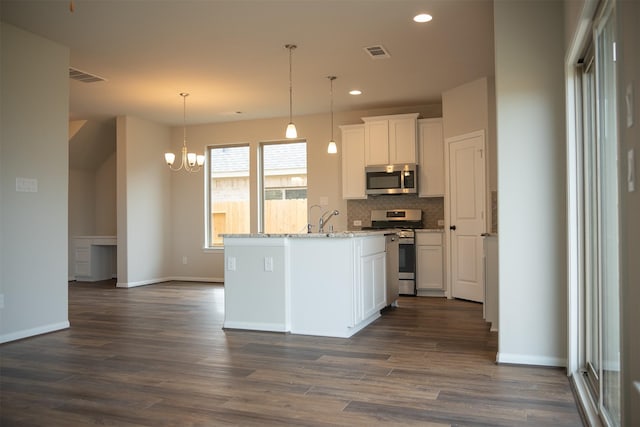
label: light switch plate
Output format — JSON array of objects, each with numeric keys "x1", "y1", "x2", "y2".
[
  {"x1": 626, "y1": 83, "x2": 634, "y2": 128},
  {"x1": 16, "y1": 177, "x2": 38, "y2": 192},
  {"x1": 353, "y1": 220, "x2": 362, "y2": 226},
  {"x1": 628, "y1": 149, "x2": 635, "y2": 192}
]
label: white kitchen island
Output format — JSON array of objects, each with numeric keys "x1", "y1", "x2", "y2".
[{"x1": 222, "y1": 231, "x2": 389, "y2": 338}]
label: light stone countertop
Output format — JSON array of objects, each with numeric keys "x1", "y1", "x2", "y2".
[
  {"x1": 221, "y1": 230, "x2": 393, "y2": 238},
  {"x1": 222, "y1": 228, "x2": 446, "y2": 238}
]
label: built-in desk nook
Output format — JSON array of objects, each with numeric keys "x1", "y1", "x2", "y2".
[{"x1": 72, "y1": 236, "x2": 117, "y2": 282}]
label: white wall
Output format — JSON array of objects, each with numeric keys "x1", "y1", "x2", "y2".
[
  {"x1": 0, "y1": 23, "x2": 70, "y2": 342},
  {"x1": 68, "y1": 168, "x2": 96, "y2": 278},
  {"x1": 95, "y1": 152, "x2": 117, "y2": 235},
  {"x1": 166, "y1": 104, "x2": 442, "y2": 281},
  {"x1": 494, "y1": 1, "x2": 567, "y2": 366},
  {"x1": 116, "y1": 116, "x2": 171, "y2": 287}
]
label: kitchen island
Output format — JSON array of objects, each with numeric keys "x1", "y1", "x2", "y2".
[{"x1": 222, "y1": 231, "x2": 389, "y2": 338}]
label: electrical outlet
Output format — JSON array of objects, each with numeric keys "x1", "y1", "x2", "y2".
[
  {"x1": 319, "y1": 196, "x2": 329, "y2": 206},
  {"x1": 264, "y1": 256, "x2": 274, "y2": 272},
  {"x1": 437, "y1": 219, "x2": 444, "y2": 227},
  {"x1": 227, "y1": 257, "x2": 236, "y2": 271},
  {"x1": 353, "y1": 220, "x2": 362, "y2": 226},
  {"x1": 182, "y1": 256, "x2": 188, "y2": 265}
]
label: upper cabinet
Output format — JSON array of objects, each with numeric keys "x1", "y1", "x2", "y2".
[
  {"x1": 418, "y1": 118, "x2": 445, "y2": 197},
  {"x1": 363, "y1": 113, "x2": 419, "y2": 166},
  {"x1": 340, "y1": 124, "x2": 367, "y2": 199}
]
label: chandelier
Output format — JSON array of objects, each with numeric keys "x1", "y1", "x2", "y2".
[{"x1": 164, "y1": 93, "x2": 204, "y2": 172}]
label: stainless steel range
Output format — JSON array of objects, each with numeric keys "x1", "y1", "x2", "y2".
[{"x1": 366, "y1": 209, "x2": 423, "y2": 296}]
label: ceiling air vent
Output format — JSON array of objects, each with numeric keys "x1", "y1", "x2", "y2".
[
  {"x1": 364, "y1": 45, "x2": 391, "y2": 59},
  {"x1": 69, "y1": 67, "x2": 106, "y2": 83}
]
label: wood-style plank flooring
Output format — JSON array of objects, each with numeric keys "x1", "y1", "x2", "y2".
[{"x1": 0, "y1": 280, "x2": 583, "y2": 426}]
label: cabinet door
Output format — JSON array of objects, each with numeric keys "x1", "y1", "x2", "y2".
[
  {"x1": 418, "y1": 118, "x2": 445, "y2": 197},
  {"x1": 364, "y1": 119, "x2": 389, "y2": 166},
  {"x1": 361, "y1": 251, "x2": 386, "y2": 319},
  {"x1": 416, "y1": 244, "x2": 444, "y2": 290},
  {"x1": 389, "y1": 116, "x2": 417, "y2": 164},
  {"x1": 340, "y1": 125, "x2": 366, "y2": 199}
]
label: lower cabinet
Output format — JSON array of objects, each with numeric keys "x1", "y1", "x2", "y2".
[
  {"x1": 415, "y1": 231, "x2": 445, "y2": 296},
  {"x1": 360, "y1": 251, "x2": 386, "y2": 321},
  {"x1": 222, "y1": 234, "x2": 388, "y2": 338}
]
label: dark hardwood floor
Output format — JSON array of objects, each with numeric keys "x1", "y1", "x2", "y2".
[{"x1": 1, "y1": 280, "x2": 582, "y2": 426}]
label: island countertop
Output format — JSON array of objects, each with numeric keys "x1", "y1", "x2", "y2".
[{"x1": 220, "y1": 229, "x2": 392, "y2": 238}]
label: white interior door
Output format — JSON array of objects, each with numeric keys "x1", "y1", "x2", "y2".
[{"x1": 447, "y1": 131, "x2": 486, "y2": 302}]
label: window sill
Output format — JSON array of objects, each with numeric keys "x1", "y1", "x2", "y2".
[{"x1": 203, "y1": 246, "x2": 224, "y2": 253}]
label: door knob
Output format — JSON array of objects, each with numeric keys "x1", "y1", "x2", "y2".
[{"x1": 450, "y1": 225, "x2": 457, "y2": 231}]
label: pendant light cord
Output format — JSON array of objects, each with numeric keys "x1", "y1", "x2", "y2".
[
  {"x1": 181, "y1": 93, "x2": 189, "y2": 147},
  {"x1": 329, "y1": 76, "x2": 335, "y2": 140},
  {"x1": 286, "y1": 45, "x2": 296, "y2": 124}
]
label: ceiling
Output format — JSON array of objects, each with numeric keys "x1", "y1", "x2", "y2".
[{"x1": 0, "y1": 0, "x2": 495, "y2": 126}]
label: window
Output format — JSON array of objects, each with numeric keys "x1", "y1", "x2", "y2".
[
  {"x1": 260, "y1": 142, "x2": 307, "y2": 234},
  {"x1": 207, "y1": 145, "x2": 250, "y2": 246}
]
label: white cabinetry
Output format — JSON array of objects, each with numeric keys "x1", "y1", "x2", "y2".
[
  {"x1": 359, "y1": 236, "x2": 387, "y2": 322},
  {"x1": 415, "y1": 231, "x2": 444, "y2": 296},
  {"x1": 73, "y1": 236, "x2": 117, "y2": 282},
  {"x1": 418, "y1": 118, "x2": 445, "y2": 197},
  {"x1": 363, "y1": 113, "x2": 419, "y2": 166},
  {"x1": 224, "y1": 234, "x2": 387, "y2": 338},
  {"x1": 340, "y1": 124, "x2": 366, "y2": 199}
]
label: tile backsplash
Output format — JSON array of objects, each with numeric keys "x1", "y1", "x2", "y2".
[
  {"x1": 347, "y1": 193, "x2": 499, "y2": 233},
  {"x1": 347, "y1": 195, "x2": 444, "y2": 229}
]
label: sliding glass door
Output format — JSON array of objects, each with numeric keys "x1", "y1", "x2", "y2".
[{"x1": 578, "y1": 1, "x2": 620, "y2": 425}]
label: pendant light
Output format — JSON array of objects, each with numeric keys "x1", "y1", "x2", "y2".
[
  {"x1": 285, "y1": 44, "x2": 298, "y2": 139},
  {"x1": 327, "y1": 76, "x2": 337, "y2": 154},
  {"x1": 164, "y1": 93, "x2": 205, "y2": 172}
]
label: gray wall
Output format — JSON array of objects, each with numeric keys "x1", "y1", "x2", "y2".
[
  {"x1": 0, "y1": 23, "x2": 70, "y2": 342},
  {"x1": 494, "y1": 1, "x2": 567, "y2": 365},
  {"x1": 116, "y1": 116, "x2": 172, "y2": 287}
]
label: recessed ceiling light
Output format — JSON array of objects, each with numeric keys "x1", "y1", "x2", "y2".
[
  {"x1": 413, "y1": 13, "x2": 433, "y2": 23},
  {"x1": 349, "y1": 90, "x2": 362, "y2": 96}
]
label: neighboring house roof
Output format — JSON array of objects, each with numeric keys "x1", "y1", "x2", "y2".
[{"x1": 210, "y1": 142, "x2": 306, "y2": 177}]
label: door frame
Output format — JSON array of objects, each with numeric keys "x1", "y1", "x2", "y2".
[{"x1": 444, "y1": 129, "x2": 488, "y2": 300}]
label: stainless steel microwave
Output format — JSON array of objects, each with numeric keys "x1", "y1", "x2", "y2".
[{"x1": 365, "y1": 164, "x2": 418, "y2": 195}]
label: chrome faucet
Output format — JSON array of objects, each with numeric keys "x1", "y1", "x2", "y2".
[
  {"x1": 307, "y1": 204, "x2": 322, "y2": 233},
  {"x1": 319, "y1": 209, "x2": 339, "y2": 233}
]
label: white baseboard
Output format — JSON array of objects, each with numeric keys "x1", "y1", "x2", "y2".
[
  {"x1": 0, "y1": 321, "x2": 70, "y2": 344},
  {"x1": 116, "y1": 276, "x2": 224, "y2": 288},
  {"x1": 116, "y1": 277, "x2": 172, "y2": 288},
  {"x1": 170, "y1": 276, "x2": 224, "y2": 283},
  {"x1": 497, "y1": 352, "x2": 566, "y2": 367},
  {"x1": 223, "y1": 320, "x2": 287, "y2": 332}
]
